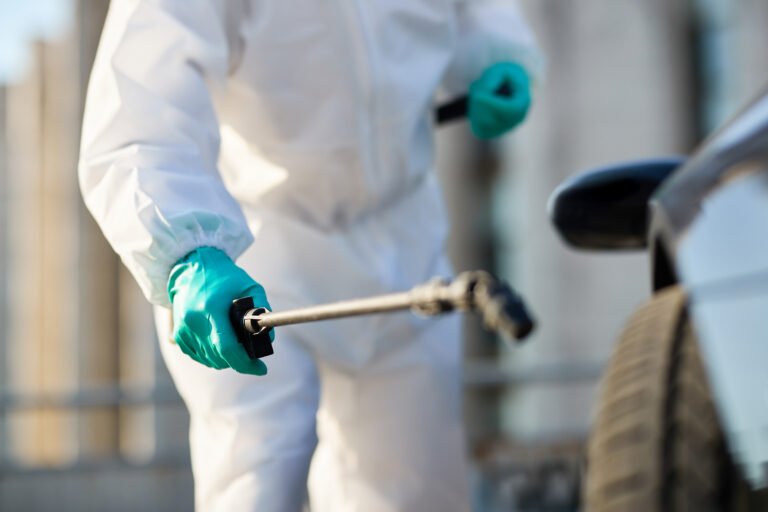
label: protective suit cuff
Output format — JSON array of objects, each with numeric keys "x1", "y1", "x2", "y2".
[{"x1": 146, "y1": 235, "x2": 252, "y2": 308}]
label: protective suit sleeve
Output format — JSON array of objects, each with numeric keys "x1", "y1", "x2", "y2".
[
  {"x1": 443, "y1": 0, "x2": 545, "y2": 97},
  {"x1": 78, "y1": 0, "x2": 252, "y2": 307}
]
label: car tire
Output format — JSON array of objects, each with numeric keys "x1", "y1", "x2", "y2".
[{"x1": 584, "y1": 285, "x2": 762, "y2": 511}]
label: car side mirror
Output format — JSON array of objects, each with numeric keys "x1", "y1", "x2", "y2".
[{"x1": 548, "y1": 157, "x2": 684, "y2": 250}]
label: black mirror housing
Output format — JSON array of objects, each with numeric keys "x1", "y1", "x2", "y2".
[{"x1": 548, "y1": 157, "x2": 684, "y2": 250}]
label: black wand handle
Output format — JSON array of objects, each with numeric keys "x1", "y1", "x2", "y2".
[
  {"x1": 229, "y1": 297, "x2": 274, "y2": 360},
  {"x1": 435, "y1": 95, "x2": 469, "y2": 125}
]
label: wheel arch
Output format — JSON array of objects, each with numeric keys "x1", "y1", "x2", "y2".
[{"x1": 651, "y1": 235, "x2": 678, "y2": 292}]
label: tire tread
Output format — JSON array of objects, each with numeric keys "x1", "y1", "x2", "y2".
[{"x1": 585, "y1": 286, "x2": 727, "y2": 512}]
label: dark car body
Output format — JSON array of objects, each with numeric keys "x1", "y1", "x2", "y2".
[
  {"x1": 650, "y1": 89, "x2": 768, "y2": 487},
  {"x1": 550, "y1": 87, "x2": 768, "y2": 488}
]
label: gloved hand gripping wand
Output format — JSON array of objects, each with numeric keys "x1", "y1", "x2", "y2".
[{"x1": 230, "y1": 271, "x2": 535, "y2": 360}]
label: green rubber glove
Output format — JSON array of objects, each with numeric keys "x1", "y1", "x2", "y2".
[
  {"x1": 167, "y1": 246, "x2": 273, "y2": 375},
  {"x1": 469, "y1": 62, "x2": 532, "y2": 140}
]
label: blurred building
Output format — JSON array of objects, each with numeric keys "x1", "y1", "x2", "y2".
[
  {"x1": 0, "y1": 1, "x2": 766, "y2": 510},
  {"x1": 0, "y1": 2, "x2": 193, "y2": 510}
]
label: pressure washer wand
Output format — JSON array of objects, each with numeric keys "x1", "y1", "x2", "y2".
[{"x1": 229, "y1": 271, "x2": 535, "y2": 360}]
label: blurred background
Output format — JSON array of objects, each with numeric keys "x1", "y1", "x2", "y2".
[{"x1": 0, "y1": 0, "x2": 766, "y2": 510}]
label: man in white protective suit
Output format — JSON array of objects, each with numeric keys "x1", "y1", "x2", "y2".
[{"x1": 79, "y1": 1, "x2": 543, "y2": 510}]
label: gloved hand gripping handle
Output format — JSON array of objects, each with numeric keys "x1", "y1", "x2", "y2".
[
  {"x1": 435, "y1": 82, "x2": 512, "y2": 125},
  {"x1": 229, "y1": 271, "x2": 535, "y2": 361}
]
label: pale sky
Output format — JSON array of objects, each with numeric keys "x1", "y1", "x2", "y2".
[{"x1": 0, "y1": 0, "x2": 74, "y2": 83}]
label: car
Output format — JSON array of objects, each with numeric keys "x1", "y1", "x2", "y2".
[{"x1": 549, "y1": 86, "x2": 768, "y2": 511}]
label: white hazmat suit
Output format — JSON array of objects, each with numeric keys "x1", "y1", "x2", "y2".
[{"x1": 79, "y1": 0, "x2": 542, "y2": 510}]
